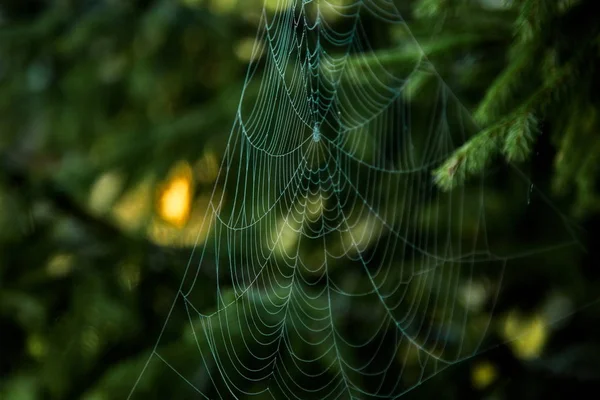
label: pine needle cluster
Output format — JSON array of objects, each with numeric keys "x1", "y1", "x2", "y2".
[{"x1": 425, "y1": 0, "x2": 600, "y2": 216}]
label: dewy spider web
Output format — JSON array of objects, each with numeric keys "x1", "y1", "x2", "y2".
[{"x1": 128, "y1": 0, "x2": 583, "y2": 398}]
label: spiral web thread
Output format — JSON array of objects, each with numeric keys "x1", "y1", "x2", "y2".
[{"x1": 128, "y1": 0, "x2": 579, "y2": 398}]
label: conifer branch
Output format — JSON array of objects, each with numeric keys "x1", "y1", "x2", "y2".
[
  {"x1": 473, "y1": 49, "x2": 533, "y2": 126},
  {"x1": 433, "y1": 62, "x2": 571, "y2": 192},
  {"x1": 434, "y1": 22, "x2": 575, "y2": 192},
  {"x1": 502, "y1": 113, "x2": 538, "y2": 163},
  {"x1": 515, "y1": 0, "x2": 557, "y2": 43},
  {"x1": 432, "y1": 122, "x2": 504, "y2": 191}
]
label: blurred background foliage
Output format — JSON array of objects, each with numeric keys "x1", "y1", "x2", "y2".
[{"x1": 0, "y1": 0, "x2": 599, "y2": 399}]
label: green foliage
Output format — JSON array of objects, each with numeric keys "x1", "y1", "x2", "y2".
[
  {"x1": 514, "y1": 0, "x2": 557, "y2": 44},
  {"x1": 414, "y1": 0, "x2": 471, "y2": 19},
  {"x1": 433, "y1": 123, "x2": 502, "y2": 191},
  {"x1": 553, "y1": 103, "x2": 600, "y2": 217},
  {"x1": 503, "y1": 112, "x2": 538, "y2": 163},
  {"x1": 0, "y1": 1, "x2": 248, "y2": 398},
  {"x1": 433, "y1": 110, "x2": 539, "y2": 190},
  {"x1": 0, "y1": 1, "x2": 598, "y2": 399},
  {"x1": 427, "y1": 0, "x2": 600, "y2": 217},
  {"x1": 473, "y1": 49, "x2": 535, "y2": 126}
]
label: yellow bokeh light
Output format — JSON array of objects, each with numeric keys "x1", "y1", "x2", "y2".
[
  {"x1": 157, "y1": 162, "x2": 194, "y2": 227},
  {"x1": 112, "y1": 177, "x2": 153, "y2": 232},
  {"x1": 46, "y1": 253, "x2": 74, "y2": 277},
  {"x1": 471, "y1": 360, "x2": 498, "y2": 390},
  {"x1": 27, "y1": 334, "x2": 47, "y2": 359},
  {"x1": 318, "y1": 0, "x2": 352, "y2": 22},
  {"x1": 149, "y1": 192, "x2": 218, "y2": 248},
  {"x1": 88, "y1": 170, "x2": 124, "y2": 215},
  {"x1": 272, "y1": 216, "x2": 300, "y2": 258},
  {"x1": 235, "y1": 37, "x2": 265, "y2": 62},
  {"x1": 209, "y1": 0, "x2": 237, "y2": 14},
  {"x1": 342, "y1": 217, "x2": 383, "y2": 255},
  {"x1": 502, "y1": 311, "x2": 548, "y2": 360}
]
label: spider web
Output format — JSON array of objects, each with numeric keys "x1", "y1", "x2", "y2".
[{"x1": 127, "y1": 0, "x2": 583, "y2": 398}]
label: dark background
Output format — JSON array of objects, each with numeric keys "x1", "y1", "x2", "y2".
[{"x1": 1, "y1": 0, "x2": 599, "y2": 399}]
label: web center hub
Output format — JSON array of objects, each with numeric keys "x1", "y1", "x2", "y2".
[{"x1": 312, "y1": 123, "x2": 321, "y2": 142}]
